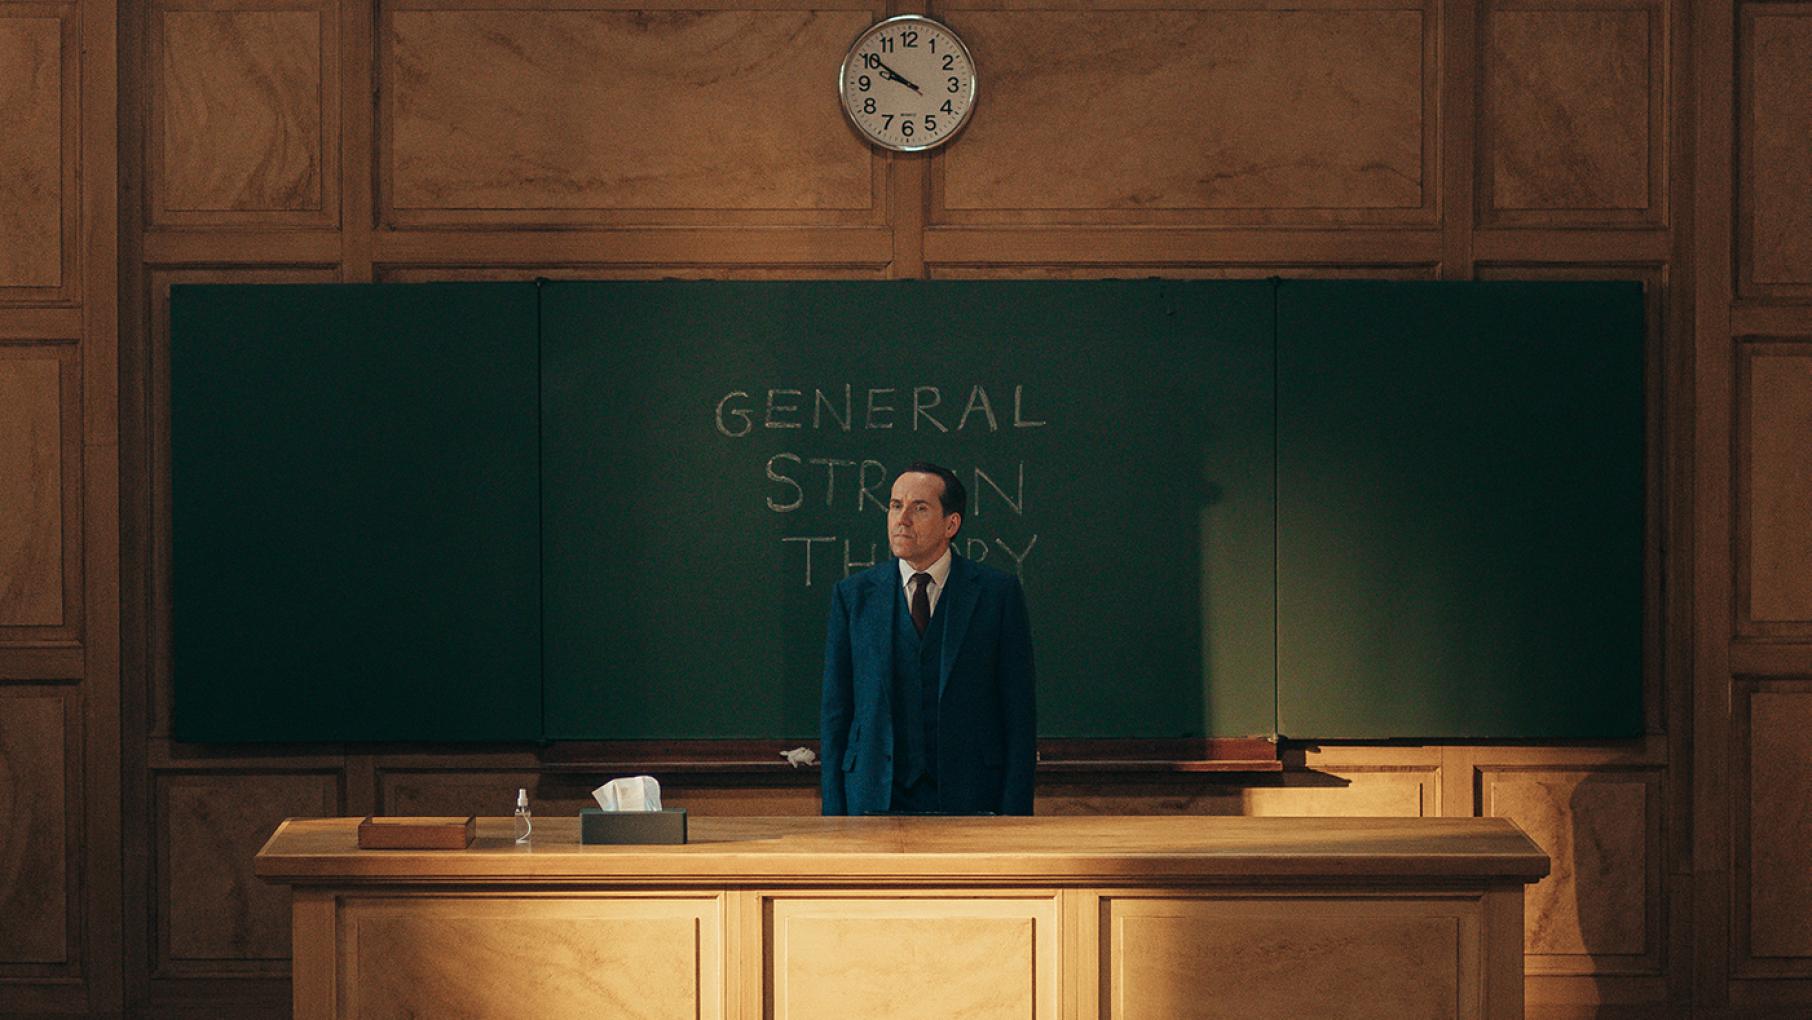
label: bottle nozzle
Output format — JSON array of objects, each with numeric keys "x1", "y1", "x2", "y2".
[{"x1": 516, "y1": 788, "x2": 528, "y2": 808}]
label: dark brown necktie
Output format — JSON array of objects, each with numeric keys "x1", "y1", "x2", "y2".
[{"x1": 910, "y1": 573, "x2": 932, "y2": 635}]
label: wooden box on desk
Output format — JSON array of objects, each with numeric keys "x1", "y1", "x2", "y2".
[{"x1": 356, "y1": 815, "x2": 476, "y2": 850}]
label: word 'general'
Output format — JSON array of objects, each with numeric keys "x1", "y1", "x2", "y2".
[{"x1": 716, "y1": 384, "x2": 1047, "y2": 437}]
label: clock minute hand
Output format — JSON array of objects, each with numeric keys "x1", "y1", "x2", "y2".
[{"x1": 875, "y1": 61, "x2": 923, "y2": 95}]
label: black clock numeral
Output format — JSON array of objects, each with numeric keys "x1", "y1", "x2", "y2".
[
  {"x1": 880, "y1": 35, "x2": 893, "y2": 52},
  {"x1": 947, "y1": 76, "x2": 961, "y2": 93},
  {"x1": 901, "y1": 119, "x2": 915, "y2": 138},
  {"x1": 882, "y1": 114, "x2": 894, "y2": 130},
  {"x1": 902, "y1": 30, "x2": 918, "y2": 47},
  {"x1": 863, "y1": 53, "x2": 881, "y2": 69},
  {"x1": 862, "y1": 97, "x2": 876, "y2": 114},
  {"x1": 942, "y1": 54, "x2": 955, "y2": 71},
  {"x1": 931, "y1": 36, "x2": 938, "y2": 53},
  {"x1": 858, "y1": 74, "x2": 871, "y2": 92},
  {"x1": 940, "y1": 99, "x2": 954, "y2": 115},
  {"x1": 925, "y1": 115, "x2": 938, "y2": 133}
]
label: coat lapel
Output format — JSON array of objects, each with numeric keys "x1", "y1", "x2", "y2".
[{"x1": 937, "y1": 554, "x2": 981, "y2": 698}]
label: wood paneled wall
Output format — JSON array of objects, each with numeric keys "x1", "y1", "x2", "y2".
[
  {"x1": 1, "y1": 0, "x2": 1808, "y2": 1015},
  {"x1": 0, "y1": 0, "x2": 119, "y2": 1016}
]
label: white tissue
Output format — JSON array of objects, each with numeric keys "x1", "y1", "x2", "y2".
[{"x1": 592, "y1": 775, "x2": 662, "y2": 812}]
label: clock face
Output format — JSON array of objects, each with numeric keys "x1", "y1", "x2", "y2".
[{"x1": 838, "y1": 15, "x2": 976, "y2": 152}]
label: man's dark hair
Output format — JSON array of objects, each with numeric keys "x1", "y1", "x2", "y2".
[{"x1": 903, "y1": 461, "x2": 966, "y2": 518}]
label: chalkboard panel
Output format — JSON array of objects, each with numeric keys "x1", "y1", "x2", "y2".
[
  {"x1": 171, "y1": 284, "x2": 542, "y2": 742},
  {"x1": 167, "y1": 279, "x2": 1645, "y2": 746},
  {"x1": 1275, "y1": 281, "x2": 1645, "y2": 738},
  {"x1": 540, "y1": 281, "x2": 1278, "y2": 740}
]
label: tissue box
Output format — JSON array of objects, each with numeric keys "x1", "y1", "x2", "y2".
[{"x1": 580, "y1": 808, "x2": 687, "y2": 845}]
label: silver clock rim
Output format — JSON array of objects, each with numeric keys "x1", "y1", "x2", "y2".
[{"x1": 837, "y1": 14, "x2": 978, "y2": 153}]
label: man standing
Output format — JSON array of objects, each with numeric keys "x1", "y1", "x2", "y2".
[{"x1": 820, "y1": 462, "x2": 1036, "y2": 815}]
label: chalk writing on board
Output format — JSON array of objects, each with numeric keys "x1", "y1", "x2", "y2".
[
  {"x1": 714, "y1": 384, "x2": 1047, "y2": 438},
  {"x1": 717, "y1": 385, "x2": 1047, "y2": 586},
  {"x1": 778, "y1": 533, "x2": 1038, "y2": 587}
]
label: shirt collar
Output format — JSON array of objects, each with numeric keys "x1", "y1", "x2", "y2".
[{"x1": 897, "y1": 546, "x2": 953, "y2": 589}]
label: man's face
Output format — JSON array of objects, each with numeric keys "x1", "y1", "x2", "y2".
[{"x1": 888, "y1": 471, "x2": 960, "y2": 569}]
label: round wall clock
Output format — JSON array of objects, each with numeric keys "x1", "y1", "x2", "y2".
[{"x1": 838, "y1": 15, "x2": 977, "y2": 152}]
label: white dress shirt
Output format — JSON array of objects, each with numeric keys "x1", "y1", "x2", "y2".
[{"x1": 897, "y1": 547, "x2": 953, "y2": 619}]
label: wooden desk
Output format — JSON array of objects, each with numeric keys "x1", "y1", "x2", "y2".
[{"x1": 257, "y1": 816, "x2": 1547, "y2": 1019}]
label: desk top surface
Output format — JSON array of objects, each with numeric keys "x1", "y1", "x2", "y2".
[{"x1": 256, "y1": 815, "x2": 1548, "y2": 885}]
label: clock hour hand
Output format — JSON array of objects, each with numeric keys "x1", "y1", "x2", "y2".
[{"x1": 875, "y1": 60, "x2": 923, "y2": 95}]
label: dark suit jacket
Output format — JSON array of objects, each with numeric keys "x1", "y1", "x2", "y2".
[{"x1": 820, "y1": 553, "x2": 1035, "y2": 815}]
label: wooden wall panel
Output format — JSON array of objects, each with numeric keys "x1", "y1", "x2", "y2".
[
  {"x1": 938, "y1": 2, "x2": 1433, "y2": 226},
  {"x1": 0, "y1": 11, "x2": 65, "y2": 293},
  {"x1": 0, "y1": 688, "x2": 72, "y2": 965},
  {"x1": 1481, "y1": 768, "x2": 1661, "y2": 974},
  {"x1": 929, "y1": 261, "x2": 1441, "y2": 280},
  {"x1": 1740, "y1": 7, "x2": 1812, "y2": 295},
  {"x1": 1480, "y1": 0, "x2": 1663, "y2": 225},
  {"x1": 1737, "y1": 343, "x2": 1812, "y2": 634},
  {"x1": 376, "y1": 264, "x2": 891, "y2": 283},
  {"x1": 380, "y1": 1, "x2": 882, "y2": 227},
  {"x1": 379, "y1": 768, "x2": 819, "y2": 817},
  {"x1": 155, "y1": 772, "x2": 339, "y2": 974},
  {"x1": 0, "y1": 353, "x2": 67, "y2": 629},
  {"x1": 379, "y1": 768, "x2": 563, "y2": 817},
  {"x1": 150, "y1": 2, "x2": 337, "y2": 225},
  {"x1": 1736, "y1": 684, "x2": 1812, "y2": 974}
]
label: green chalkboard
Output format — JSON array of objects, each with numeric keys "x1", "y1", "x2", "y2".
[
  {"x1": 170, "y1": 284, "x2": 542, "y2": 742},
  {"x1": 168, "y1": 279, "x2": 1645, "y2": 745},
  {"x1": 540, "y1": 281, "x2": 1278, "y2": 740},
  {"x1": 1275, "y1": 281, "x2": 1645, "y2": 738}
]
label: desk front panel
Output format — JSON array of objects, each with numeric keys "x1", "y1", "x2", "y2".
[
  {"x1": 334, "y1": 893, "x2": 723, "y2": 1020},
  {"x1": 763, "y1": 891, "x2": 1063, "y2": 1020}
]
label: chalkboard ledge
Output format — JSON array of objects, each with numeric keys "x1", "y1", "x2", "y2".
[{"x1": 541, "y1": 739, "x2": 1282, "y2": 777}]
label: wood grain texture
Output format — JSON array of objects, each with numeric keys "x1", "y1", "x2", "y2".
[
  {"x1": 155, "y1": 8, "x2": 327, "y2": 216},
  {"x1": 939, "y1": 5, "x2": 1429, "y2": 224},
  {"x1": 1481, "y1": 769, "x2": 1658, "y2": 971},
  {"x1": 158, "y1": 772, "x2": 338, "y2": 968},
  {"x1": 341, "y1": 897, "x2": 722, "y2": 1020},
  {"x1": 1103, "y1": 896, "x2": 1471, "y2": 1019},
  {"x1": 94, "y1": 0, "x2": 1713, "y2": 1010},
  {"x1": 1743, "y1": 8, "x2": 1812, "y2": 290},
  {"x1": 1040, "y1": 768, "x2": 1435, "y2": 817},
  {"x1": 0, "y1": 689, "x2": 68, "y2": 963},
  {"x1": 0, "y1": 355, "x2": 64, "y2": 627},
  {"x1": 379, "y1": 766, "x2": 819, "y2": 817},
  {"x1": 0, "y1": 14, "x2": 62, "y2": 289},
  {"x1": 383, "y1": 7, "x2": 877, "y2": 224},
  {"x1": 769, "y1": 897, "x2": 1056, "y2": 1020},
  {"x1": 1739, "y1": 344, "x2": 1812, "y2": 629},
  {"x1": 1482, "y1": 4, "x2": 1657, "y2": 221},
  {"x1": 256, "y1": 815, "x2": 1549, "y2": 884},
  {"x1": 1747, "y1": 689, "x2": 1812, "y2": 960},
  {"x1": 379, "y1": 769, "x2": 552, "y2": 817}
]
